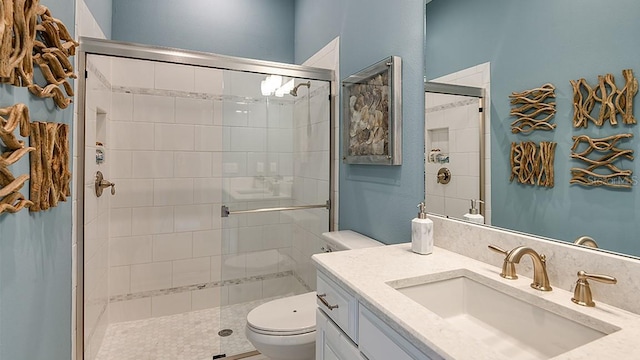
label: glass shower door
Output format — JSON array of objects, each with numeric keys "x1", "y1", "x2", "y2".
[
  {"x1": 81, "y1": 39, "x2": 333, "y2": 360},
  {"x1": 217, "y1": 70, "x2": 331, "y2": 357}
]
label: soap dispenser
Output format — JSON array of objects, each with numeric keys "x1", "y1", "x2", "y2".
[
  {"x1": 412, "y1": 202, "x2": 434, "y2": 255},
  {"x1": 463, "y1": 199, "x2": 485, "y2": 224}
]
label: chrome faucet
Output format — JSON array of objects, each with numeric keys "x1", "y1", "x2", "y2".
[{"x1": 488, "y1": 245, "x2": 552, "y2": 291}]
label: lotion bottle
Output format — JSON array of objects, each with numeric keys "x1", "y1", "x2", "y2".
[
  {"x1": 412, "y1": 202, "x2": 434, "y2": 255},
  {"x1": 463, "y1": 199, "x2": 485, "y2": 224}
]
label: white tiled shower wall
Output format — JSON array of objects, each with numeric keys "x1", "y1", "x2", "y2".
[
  {"x1": 83, "y1": 54, "x2": 112, "y2": 360},
  {"x1": 80, "y1": 47, "x2": 334, "y2": 360},
  {"x1": 302, "y1": 37, "x2": 340, "y2": 229},
  {"x1": 427, "y1": 62, "x2": 492, "y2": 224},
  {"x1": 290, "y1": 38, "x2": 339, "y2": 290},
  {"x1": 105, "y1": 57, "x2": 321, "y2": 323},
  {"x1": 290, "y1": 83, "x2": 331, "y2": 290}
]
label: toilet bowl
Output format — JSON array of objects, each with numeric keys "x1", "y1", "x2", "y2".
[
  {"x1": 245, "y1": 292, "x2": 317, "y2": 360},
  {"x1": 245, "y1": 230, "x2": 383, "y2": 360}
]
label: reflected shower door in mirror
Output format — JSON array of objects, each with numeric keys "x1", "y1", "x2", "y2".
[
  {"x1": 424, "y1": 80, "x2": 489, "y2": 224},
  {"x1": 426, "y1": 0, "x2": 640, "y2": 258}
]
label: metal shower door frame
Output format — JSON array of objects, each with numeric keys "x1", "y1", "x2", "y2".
[{"x1": 75, "y1": 37, "x2": 336, "y2": 360}]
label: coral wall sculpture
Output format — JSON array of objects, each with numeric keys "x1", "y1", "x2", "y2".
[
  {"x1": 27, "y1": 4, "x2": 78, "y2": 109},
  {"x1": 510, "y1": 141, "x2": 556, "y2": 188},
  {"x1": 29, "y1": 121, "x2": 70, "y2": 211},
  {"x1": 0, "y1": 103, "x2": 34, "y2": 214},
  {"x1": 0, "y1": 0, "x2": 39, "y2": 86},
  {"x1": 571, "y1": 69, "x2": 638, "y2": 128},
  {"x1": 570, "y1": 134, "x2": 634, "y2": 188},
  {"x1": 509, "y1": 83, "x2": 557, "y2": 134}
]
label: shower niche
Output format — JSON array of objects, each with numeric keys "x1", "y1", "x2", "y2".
[{"x1": 426, "y1": 128, "x2": 450, "y2": 165}]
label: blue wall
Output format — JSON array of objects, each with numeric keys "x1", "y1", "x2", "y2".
[
  {"x1": 0, "y1": 0, "x2": 74, "y2": 358},
  {"x1": 110, "y1": 0, "x2": 426, "y2": 244},
  {"x1": 85, "y1": 0, "x2": 112, "y2": 37},
  {"x1": 111, "y1": 0, "x2": 296, "y2": 63},
  {"x1": 296, "y1": 0, "x2": 426, "y2": 244},
  {"x1": 426, "y1": 0, "x2": 640, "y2": 256}
]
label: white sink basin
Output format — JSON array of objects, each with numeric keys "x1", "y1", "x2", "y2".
[{"x1": 391, "y1": 271, "x2": 617, "y2": 359}]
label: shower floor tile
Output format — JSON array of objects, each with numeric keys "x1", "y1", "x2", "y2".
[{"x1": 96, "y1": 296, "x2": 287, "y2": 360}]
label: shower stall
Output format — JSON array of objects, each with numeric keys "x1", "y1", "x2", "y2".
[{"x1": 77, "y1": 38, "x2": 334, "y2": 360}]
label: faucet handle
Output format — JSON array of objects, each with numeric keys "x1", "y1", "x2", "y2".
[
  {"x1": 488, "y1": 244, "x2": 508, "y2": 256},
  {"x1": 488, "y1": 245, "x2": 517, "y2": 279},
  {"x1": 571, "y1": 270, "x2": 617, "y2": 307}
]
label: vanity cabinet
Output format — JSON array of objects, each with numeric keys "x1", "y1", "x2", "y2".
[{"x1": 316, "y1": 272, "x2": 440, "y2": 360}]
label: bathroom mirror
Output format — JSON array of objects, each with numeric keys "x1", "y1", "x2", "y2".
[{"x1": 424, "y1": 0, "x2": 640, "y2": 258}]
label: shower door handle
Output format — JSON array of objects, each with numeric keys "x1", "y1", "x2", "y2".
[{"x1": 221, "y1": 201, "x2": 330, "y2": 217}]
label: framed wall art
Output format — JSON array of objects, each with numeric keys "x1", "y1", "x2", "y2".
[{"x1": 342, "y1": 56, "x2": 402, "y2": 165}]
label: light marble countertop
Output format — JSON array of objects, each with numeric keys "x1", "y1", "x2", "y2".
[{"x1": 312, "y1": 243, "x2": 640, "y2": 360}]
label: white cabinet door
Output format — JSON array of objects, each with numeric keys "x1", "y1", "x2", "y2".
[
  {"x1": 359, "y1": 306, "x2": 443, "y2": 360},
  {"x1": 317, "y1": 309, "x2": 364, "y2": 360}
]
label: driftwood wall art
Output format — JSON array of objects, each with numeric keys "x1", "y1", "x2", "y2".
[
  {"x1": 571, "y1": 69, "x2": 638, "y2": 128},
  {"x1": 28, "y1": 4, "x2": 78, "y2": 109},
  {"x1": 509, "y1": 83, "x2": 557, "y2": 134},
  {"x1": 29, "y1": 121, "x2": 70, "y2": 211},
  {"x1": 0, "y1": 103, "x2": 34, "y2": 214},
  {"x1": 570, "y1": 134, "x2": 634, "y2": 188},
  {"x1": 510, "y1": 141, "x2": 556, "y2": 188},
  {"x1": 0, "y1": 1, "x2": 78, "y2": 108},
  {"x1": 0, "y1": 2, "x2": 74, "y2": 214},
  {"x1": 0, "y1": 0, "x2": 39, "y2": 86}
]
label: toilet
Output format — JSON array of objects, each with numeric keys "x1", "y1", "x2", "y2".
[{"x1": 245, "y1": 230, "x2": 384, "y2": 360}]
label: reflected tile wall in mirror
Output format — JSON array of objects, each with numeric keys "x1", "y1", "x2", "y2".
[{"x1": 425, "y1": 63, "x2": 491, "y2": 224}]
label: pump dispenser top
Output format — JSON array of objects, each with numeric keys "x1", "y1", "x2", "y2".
[
  {"x1": 417, "y1": 202, "x2": 427, "y2": 219},
  {"x1": 468, "y1": 199, "x2": 483, "y2": 214},
  {"x1": 464, "y1": 199, "x2": 485, "y2": 224}
]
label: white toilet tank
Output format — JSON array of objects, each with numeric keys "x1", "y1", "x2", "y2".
[{"x1": 321, "y1": 230, "x2": 384, "y2": 252}]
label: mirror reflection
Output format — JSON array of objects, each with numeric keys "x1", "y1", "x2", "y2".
[
  {"x1": 425, "y1": 0, "x2": 640, "y2": 257},
  {"x1": 424, "y1": 82, "x2": 488, "y2": 223}
]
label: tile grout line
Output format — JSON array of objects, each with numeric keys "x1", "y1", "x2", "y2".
[{"x1": 110, "y1": 270, "x2": 294, "y2": 303}]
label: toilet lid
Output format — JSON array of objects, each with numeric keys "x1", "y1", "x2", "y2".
[{"x1": 247, "y1": 292, "x2": 316, "y2": 335}]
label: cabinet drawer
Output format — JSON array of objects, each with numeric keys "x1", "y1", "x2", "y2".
[{"x1": 316, "y1": 272, "x2": 358, "y2": 342}]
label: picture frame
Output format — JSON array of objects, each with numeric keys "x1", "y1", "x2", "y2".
[{"x1": 342, "y1": 56, "x2": 402, "y2": 165}]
